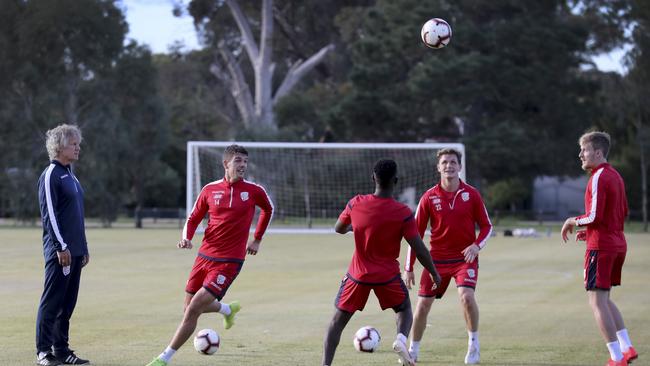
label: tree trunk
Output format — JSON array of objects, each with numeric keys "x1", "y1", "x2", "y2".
[
  {"x1": 254, "y1": 0, "x2": 275, "y2": 129},
  {"x1": 639, "y1": 124, "x2": 648, "y2": 231},
  {"x1": 64, "y1": 73, "x2": 79, "y2": 123},
  {"x1": 221, "y1": 0, "x2": 334, "y2": 131}
]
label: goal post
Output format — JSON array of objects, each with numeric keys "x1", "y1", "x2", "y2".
[{"x1": 187, "y1": 141, "x2": 465, "y2": 233}]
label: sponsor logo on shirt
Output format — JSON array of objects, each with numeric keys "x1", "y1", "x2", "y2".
[
  {"x1": 240, "y1": 192, "x2": 249, "y2": 201},
  {"x1": 60, "y1": 174, "x2": 69, "y2": 179},
  {"x1": 461, "y1": 192, "x2": 470, "y2": 202},
  {"x1": 432, "y1": 197, "x2": 441, "y2": 204}
]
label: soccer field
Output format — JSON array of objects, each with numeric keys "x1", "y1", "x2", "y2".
[{"x1": 1, "y1": 227, "x2": 648, "y2": 366}]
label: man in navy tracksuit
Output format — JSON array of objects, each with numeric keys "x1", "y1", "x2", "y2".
[{"x1": 36, "y1": 124, "x2": 90, "y2": 366}]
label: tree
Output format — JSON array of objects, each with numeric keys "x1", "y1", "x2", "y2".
[
  {"x1": 18, "y1": 0, "x2": 127, "y2": 123},
  {"x1": 111, "y1": 43, "x2": 178, "y2": 225},
  {"x1": 626, "y1": 0, "x2": 650, "y2": 230},
  {"x1": 0, "y1": 0, "x2": 126, "y2": 223},
  {"x1": 185, "y1": 0, "x2": 334, "y2": 132},
  {"x1": 329, "y1": 0, "x2": 614, "y2": 199}
]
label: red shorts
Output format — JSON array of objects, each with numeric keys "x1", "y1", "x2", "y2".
[
  {"x1": 418, "y1": 259, "x2": 478, "y2": 298},
  {"x1": 186, "y1": 256, "x2": 243, "y2": 300},
  {"x1": 584, "y1": 250, "x2": 625, "y2": 290},
  {"x1": 334, "y1": 274, "x2": 409, "y2": 313}
]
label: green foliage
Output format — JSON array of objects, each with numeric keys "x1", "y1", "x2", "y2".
[
  {"x1": 485, "y1": 178, "x2": 530, "y2": 211},
  {"x1": 323, "y1": 0, "x2": 610, "y2": 201},
  {"x1": 0, "y1": 0, "x2": 647, "y2": 220}
]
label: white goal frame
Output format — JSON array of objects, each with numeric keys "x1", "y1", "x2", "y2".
[{"x1": 186, "y1": 141, "x2": 465, "y2": 233}]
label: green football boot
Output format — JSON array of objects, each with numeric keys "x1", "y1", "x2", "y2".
[
  {"x1": 223, "y1": 301, "x2": 241, "y2": 330},
  {"x1": 145, "y1": 358, "x2": 167, "y2": 366}
]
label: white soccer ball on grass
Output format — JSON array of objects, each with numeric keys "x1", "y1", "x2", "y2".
[
  {"x1": 193, "y1": 328, "x2": 220, "y2": 355},
  {"x1": 353, "y1": 326, "x2": 381, "y2": 352}
]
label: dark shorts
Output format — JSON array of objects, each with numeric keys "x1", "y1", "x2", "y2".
[
  {"x1": 419, "y1": 259, "x2": 478, "y2": 298},
  {"x1": 186, "y1": 256, "x2": 243, "y2": 300},
  {"x1": 334, "y1": 274, "x2": 409, "y2": 313},
  {"x1": 584, "y1": 250, "x2": 625, "y2": 291}
]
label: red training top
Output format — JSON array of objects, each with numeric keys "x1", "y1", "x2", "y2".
[
  {"x1": 183, "y1": 178, "x2": 274, "y2": 261},
  {"x1": 406, "y1": 180, "x2": 492, "y2": 271},
  {"x1": 575, "y1": 163, "x2": 628, "y2": 252},
  {"x1": 338, "y1": 194, "x2": 419, "y2": 284}
]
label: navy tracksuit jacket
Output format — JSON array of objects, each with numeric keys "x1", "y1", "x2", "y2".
[{"x1": 36, "y1": 160, "x2": 88, "y2": 354}]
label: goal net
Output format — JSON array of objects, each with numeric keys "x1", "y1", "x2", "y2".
[{"x1": 187, "y1": 142, "x2": 465, "y2": 233}]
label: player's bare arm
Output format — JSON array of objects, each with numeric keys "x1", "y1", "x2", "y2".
[
  {"x1": 462, "y1": 243, "x2": 480, "y2": 263},
  {"x1": 334, "y1": 219, "x2": 352, "y2": 234},
  {"x1": 560, "y1": 217, "x2": 577, "y2": 243},
  {"x1": 247, "y1": 239, "x2": 261, "y2": 255},
  {"x1": 405, "y1": 235, "x2": 441, "y2": 289},
  {"x1": 178, "y1": 238, "x2": 193, "y2": 249}
]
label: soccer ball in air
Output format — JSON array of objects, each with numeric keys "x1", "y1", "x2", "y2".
[
  {"x1": 353, "y1": 326, "x2": 381, "y2": 352},
  {"x1": 193, "y1": 329, "x2": 220, "y2": 355},
  {"x1": 421, "y1": 18, "x2": 452, "y2": 49}
]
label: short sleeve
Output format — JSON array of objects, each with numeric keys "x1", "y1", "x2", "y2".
[
  {"x1": 402, "y1": 210, "x2": 419, "y2": 240},
  {"x1": 338, "y1": 197, "x2": 355, "y2": 226}
]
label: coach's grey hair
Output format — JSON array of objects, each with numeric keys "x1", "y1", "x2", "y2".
[{"x1": 45, "y1": 124, "x2": 82, "y2": 161}]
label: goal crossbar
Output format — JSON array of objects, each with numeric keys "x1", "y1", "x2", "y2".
[{"x1": 187, "y1": 141, "x2": 465, "y2": 233}]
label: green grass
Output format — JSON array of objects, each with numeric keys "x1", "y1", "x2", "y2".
[{"x1": 1, "y1": 227, "x2": 649, "y2": 365}]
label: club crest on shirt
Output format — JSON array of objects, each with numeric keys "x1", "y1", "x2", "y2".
[
  {"x1": 213, "y1": 191, "x2": 224, "y2": 204},
  {"x1": 467, "y1": 269, "x2": 476, "y2": 278},
  {"x1": 461, "y1": 192, "x2": 470, "y2": 202},
  {"x1": 240, "y1": 191, "x2": 249, "y2": 201}
]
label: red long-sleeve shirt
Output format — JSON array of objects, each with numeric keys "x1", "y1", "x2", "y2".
[
  {"x1": 183, "y1": 178, "x2": 273, "y2": 261},
  {"x1": 575, "y1": 163, "x2": 628, "y2": 252},
  {"x1": 405, "y1": 180, "x2": 492, "y2": 271}
]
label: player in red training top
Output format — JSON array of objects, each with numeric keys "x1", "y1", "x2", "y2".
[
  {"x1": 402, "y1": 148, "x2": 492, "y2": 365},
  {"x1": 561, "y1": 132, "x2": 636, "y2": 366},
  {"x1": 146, "y1": 144, "x2": 273, "y2": 366},
  {"x1": 322, "y1": 159, "x2": 441, "y2": 366}
]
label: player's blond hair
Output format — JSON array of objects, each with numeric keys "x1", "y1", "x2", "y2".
[
  {"x1": 579, "y1": 131, "x2": 610, "y2": 159},
  {"x1": 436, "y1": 148, "x2": 462, "y2": 164},
  {"x1": 45, "y1": 124, "x2": 82, "y2": 161}
]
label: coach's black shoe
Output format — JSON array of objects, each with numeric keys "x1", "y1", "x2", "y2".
[
  {"x1": 54, "y1": 350, "x2": 90, "y2": 365},
  {"x1": 36, "y1": 352, "x2": 62, "y2": 366}
]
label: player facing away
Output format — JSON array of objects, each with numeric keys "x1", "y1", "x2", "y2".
[
  {"x1": 561, "y1": 132, "x2": 637, "y2": 366},
  {"x1": 403, "y1": 148, "x2": 492, "y2": 365},
  {"x1": 146, "y1": 144, "x2": 273, "y2": 366},
  {"x1": 322, "y1": 159, "x2": 441, "y2": 366}
]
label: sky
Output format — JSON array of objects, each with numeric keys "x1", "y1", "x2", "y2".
[
  {"x1": 122, "y1": 0, "x2": 628, "y2": 74},
  {"x1": 122, "y1": 0, "x2": 201, "y2": 53}
]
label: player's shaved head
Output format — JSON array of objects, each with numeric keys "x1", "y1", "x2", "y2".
[{"x1": 373, "y1": 159, "x2": 398, "y2": 188}]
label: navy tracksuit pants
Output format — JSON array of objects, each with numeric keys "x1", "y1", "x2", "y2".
[{"x1": 35, "y1": 255, "x2": 83, "y2": 354}]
